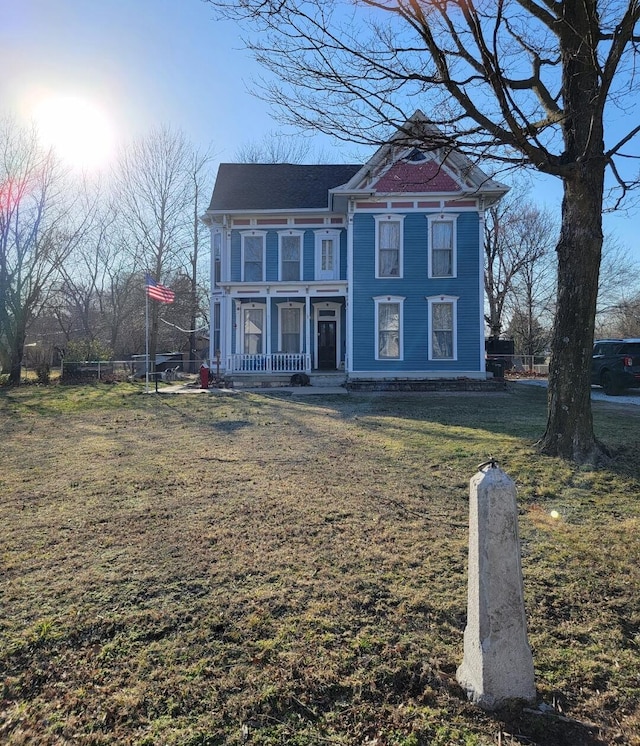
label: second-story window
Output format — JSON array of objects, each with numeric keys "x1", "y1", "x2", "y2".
[
  {"x1": 279, "y1": 231, "x2": 303, "y2": 281},
  {"x1": 375, "y1": 215, "x2": 404, "y2": 278},
  {"x1": 241, "y1": 232, "x2": 265, "y2": 282},
  {"x1": 315, "y1": 229, "x2": 340, "y2": 280},
  {"x1": 428, "y1": 215, "x2": 457, "y2": 278},
  {"x1": 212, "y1": 231, "x2": 222, "y2": 286}
]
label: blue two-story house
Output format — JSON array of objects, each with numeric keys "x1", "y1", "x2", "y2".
[{"x1": 202, "y1": 112, "x2": 508, "y2": 385}]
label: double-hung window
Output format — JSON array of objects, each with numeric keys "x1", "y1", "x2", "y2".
[
  {"x1": 278, "y1": 303, "x2": 304, "y2": 353},
  {"x1": 428, "y1": 215, "x2": 457, "y2": 278},
  {"x1": 212, "y1": 231, "x2": 222, "y2": 287},
  {"x1": 242, "y1": 304, "x2": 265, "y2": 354},
  {"x1": 279, "y1": 231, "x2": 303, "y2": 281},
  {"x1": 315, "y1": 229, "x2": 340, "y2": 280},
  {"x1": 374, "y1": 295, "x2": 404, "y2": 360},
  {"x1": 375, "y1": 215, "x2": 404, "y2": 278},
  {"x1": 427, "y1": 295, "x2": 458, "y2": 360},
  {"x1": 241, "y1": 232, "x2": 266, "y2": 282}
]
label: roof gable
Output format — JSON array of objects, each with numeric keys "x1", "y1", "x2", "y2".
[
  {"x1": 335, "y1": 111, "x2": 509, "y2": 201},
  {"x1": 371, "y1": 159, "x2": 460, "y2": 194}
]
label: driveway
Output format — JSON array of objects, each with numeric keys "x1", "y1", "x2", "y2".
[{"x1": 513, "y1": 378, "x2": 640, "y2": 407}]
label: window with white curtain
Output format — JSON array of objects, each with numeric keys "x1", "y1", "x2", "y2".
[
  {"x1": 243, "y1": 307, "x2": 264, "y2": 354},
  {"x1": 375, "y1": 215, "x2": 404, "y2": 278},
  {"x1": 374, "y1": 296, "x2": 404, "y2": 360},
  {"x1": 279, "y1": 305, "x2": 302, "y2": 353},
  {"x1": 428, "y1": 215, "x2": 457, "y2": 278},
  {"x1": 242, "y1": 233, "x2": 265, "y2": 282},
  {"x1": 279, "y1": 232, "x2": 302, "y2": 281},
  {"x1": 427, "y1": 296, "x2": 458, "y2": 360}
]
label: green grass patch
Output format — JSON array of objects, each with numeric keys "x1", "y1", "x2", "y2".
[{"x1": 1, "y1": 383, "x2": 639, "y2": 744}]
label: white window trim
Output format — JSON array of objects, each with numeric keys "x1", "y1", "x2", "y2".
[
  {"x1": 374, "y1": 295, "x2": 405, "y2": 361},
  {"x1": 427, "y1": 214, "x2": 458, "y2": 279},
  {"x1": 241, "y1": 230, "x2": 267, "y2": 282},
  {"x1": 427, "y1": 294, "x2": 458, "y2": 361},
  {"x1": 276, "y1": 302, "x2": 305, "y2": 353},
  {"x1": 238, "y1": 302, "x2": 266, "y2": 354},
  {"x1": 374, "y1": 214, "x2": 405, "y2": 279},
  {"x1": 278, "y1": 229, "x2": 304, "y2": 282},
  {"x1": 211, "y1": 230, "x2": 223, "y2": 287},
  {"x1": 314, "y1": 229, "x2": 341, "y2": 280}
]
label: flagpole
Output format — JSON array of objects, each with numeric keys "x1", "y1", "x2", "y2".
[{"x1": 145, "y1": 287, "x2": 150, "y2": 394}]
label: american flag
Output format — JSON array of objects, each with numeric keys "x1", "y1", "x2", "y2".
[{"x1": 145, "y1": 275, "x2": 175, "y2": 304}]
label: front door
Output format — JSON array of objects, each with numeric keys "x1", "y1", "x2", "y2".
[{"x1": 317, "y1": 320, "x2": 337, "y2": 369}]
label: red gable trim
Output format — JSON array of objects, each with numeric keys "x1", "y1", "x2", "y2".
[{"x1": 373, "y1": 161, "x2": 459, "y2": 193}]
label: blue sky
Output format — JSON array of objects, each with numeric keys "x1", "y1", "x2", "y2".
[{"x1": 1, "y1": 0, "x2": 637, "y2": 258}]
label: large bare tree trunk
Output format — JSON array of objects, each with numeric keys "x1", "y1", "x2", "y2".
[{"x1": 539, "y1": 165, "x2": 605, "y2": 462}]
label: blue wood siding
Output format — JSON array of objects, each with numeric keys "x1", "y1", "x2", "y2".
[
  {"x1": 351, "y1": 211, "x2": 482, "y2": 373},
  {"x1": 230, "y1": 226, "x2": 348, "y2": 282}
]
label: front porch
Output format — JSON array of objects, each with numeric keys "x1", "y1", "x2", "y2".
[{"x1": 227, "y1": 352, "x2": 311, "y2": 374}]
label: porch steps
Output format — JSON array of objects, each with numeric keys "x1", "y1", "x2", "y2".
[{"x1": 309, "y1": 372, "x2": 347, "y2": 387}]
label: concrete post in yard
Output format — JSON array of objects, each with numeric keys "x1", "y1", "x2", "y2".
[{"x1": 456, "y1": 459, "x2": 536, "y2": 710}]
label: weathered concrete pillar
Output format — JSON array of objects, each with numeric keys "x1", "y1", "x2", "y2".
[{"x1": 456, "y1": 461, "x2": 536, "y2": 710}]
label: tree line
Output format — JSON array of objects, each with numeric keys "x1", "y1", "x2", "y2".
[
  {"x1": 2, "y1": 113, "x2": 639, "y2": 389},
  {"x1": 0, "y1": 118, "x2": 213, "y2": 384}
]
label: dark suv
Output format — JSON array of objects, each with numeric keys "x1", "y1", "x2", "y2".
[{"x1": 592, "y1": 339, "x2": 640, "y2": 395}]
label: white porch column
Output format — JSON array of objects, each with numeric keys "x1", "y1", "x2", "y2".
[
  {"x1": 346, "y1": 206, "x2": 354, "y2": 373},
  {"x1": 233, "y1": 299, "x2": 241, "y2": 354},
  {"x1": 266, "y1": 294, "x2": 271, "y2": 356},
  {"x1": 305, "y1": 293, "x2": 311, "y2": 370}
]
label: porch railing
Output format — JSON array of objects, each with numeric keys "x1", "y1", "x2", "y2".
[{"x1": 227, "y1": 353, "x2": 311, "y2": 373}]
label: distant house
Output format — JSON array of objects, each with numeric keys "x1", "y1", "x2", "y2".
[{"x1": 201, "y1": 111, "x2": 508, "y2": 385}]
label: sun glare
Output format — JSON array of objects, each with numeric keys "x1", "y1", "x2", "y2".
[{"x1": 33, "y1": 94, "x2": 116, "y2": 171}]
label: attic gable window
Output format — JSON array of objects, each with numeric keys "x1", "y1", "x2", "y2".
[
  {"x1": 241, "y1": 231, "x2": 266, "y2": 282},
  {"x1": 407, "y1": 148, "x2": 427, "y2": 162},
  {"x1": 374, "y1": 214, "x2": 404, "y2": 279}
]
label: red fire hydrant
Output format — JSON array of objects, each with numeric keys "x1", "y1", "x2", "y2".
[{"x1": 199, "y1": 364, "x2": 209, "y2": 389}]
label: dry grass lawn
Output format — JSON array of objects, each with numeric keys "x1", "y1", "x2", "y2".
[{"x1": 1, "y1": 382, "x2": 639, "y2": 745}]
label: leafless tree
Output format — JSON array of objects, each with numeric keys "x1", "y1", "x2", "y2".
[
  {"x1": 0, "y1": 118, "x2": 93, "y2": 384},
  {"x1": 113, "y1": 126, "x2": 198, "y2": 369},
  {"x1": 506, "y1": 206, "x2": 558, "y2": 353},
  {"x1": 184, "y1": 148, "x2": 214, "y2": 370},
  {"x1": 206, "y1": 0, "x2": 640, "y2": 462},
  {"x1": 234, "y1": 130, "x2": 312, "y2": 163},
  {"x1": 596, "y1": 293, "x2": 640, "y2": 337},
  {"x1": 484, "y1": 189, "x2": 556, "y2": 338}
]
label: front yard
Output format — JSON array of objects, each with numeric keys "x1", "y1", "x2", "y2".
[{"x1": 1, "y1": 383, "x2": 639, "y2": 745}]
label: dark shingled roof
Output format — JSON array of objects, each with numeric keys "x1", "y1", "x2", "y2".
[{"x1": 208, "y1": 163, "x2": 362, "y2": 211}]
